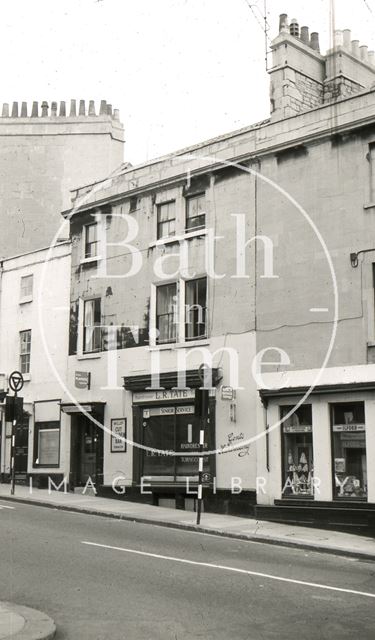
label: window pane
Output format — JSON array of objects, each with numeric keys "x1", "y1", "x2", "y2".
[
  {"x1": 186, "y1": 194, "x2": 205, "y2": 230},
  {"x1": 157, "y1": 202, "x2": 176, "y2": 239},
  {"x1": 281, "y1": 406, "x2": 313, "y2": 497},
  {"x1": 331, "y1": 402, "x2": 367, "y2": 498},
  {"x1": 85, "y1": 223, "x2": 98, "y2": 258},
  {"x1": 156, "y1": 284, "x2": 177, "y2": 343},
  {"x1": 83, "y1": 299, "x2": 101, "y2": 353},
  {"x1": 185, "y1": 278, "x2": 207, "y2": 340},
  {"x1": 20, "y1": 275, "x2": 33, "y2": 298},
  {"x1": 19, "y1": 330, "x2": 31, "y2": 373},
  {"x1": 38, "y1": 428, "x2": 59, "y2": 465}
]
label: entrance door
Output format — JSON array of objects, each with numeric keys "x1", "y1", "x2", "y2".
[
  {"x1": 70, "y1": 413, "x2": 104, "y2": 488},
  {"x1": 14, "y1": 413, "x2": 29, "y2": 482}
]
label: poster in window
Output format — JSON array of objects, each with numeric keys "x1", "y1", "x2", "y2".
[{"x1": 111, "y1": 418, "x2": 126, "y2": 452}]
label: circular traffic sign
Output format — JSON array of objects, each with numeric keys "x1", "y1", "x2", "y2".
[{"x1": 8, "y1": 371, "x2": 24, "y2": 393}]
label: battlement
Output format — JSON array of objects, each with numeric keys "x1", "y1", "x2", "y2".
[{"x1": 0, "y1": 99, "x2": 120, "y2": 120}]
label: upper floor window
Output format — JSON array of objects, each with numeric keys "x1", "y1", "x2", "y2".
[
  {"x1": 83, "y1": 299, "x2": 101, "y2": 353},
  {"x1": 20, "y1": 330, "x2": 31, "y2": 374},
  {"x1": 157, "y1": 201, "x2": 176, "y2": 240},
  {"x1": 186, "y1": 194, "x2": 205, "y2": 231},
  {"x1": 84, "y1": 222, "x2": 99, "y2": 259},
  {"x1": 185, "y1": 277, "x2": 207, "y2": 340},
  {"x1": 20, "y1": 274, "x2": 33, "y2": 302},
  {"x1": 156, "y1": 283, "x2": 177, "y2": 344}
]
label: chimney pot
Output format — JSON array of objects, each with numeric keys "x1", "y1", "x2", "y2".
[
  {"x1": 11, "y1": 102, "x2": 18, "y2": 118},
  {"x1": 334, "y1": 30, "x2": 343, "y2": 48},
  {"x1": 343, "y1": 29, "x2": 351, "y2": 48},
  {"x1": 300, "y1": 26, "x2": 309, "y2": 44},
  {"x1": 70, "y1": 99, "x2": 77, "y2": 117},
  {"x1": 59, "y1": 101, "x2": 66, "y2": 116},
  {"x1": 51, "y1": 101, "x2": 57, "y2": 117},
  {"x1": 360, "y1": 45, "x2": 369, "y2": 62},
  {"x1": 79, "y1": 99, "x2": 85, "y2": 116},
  {"x1": 20, "y1": 102, "x2": 27, "y2": 117},
  {"x1": 279, "y1": 13, "x2": 288, "y2": 33},
  {"x1": 351, "y1": 40, "x2": 360, "y2": 57},
  {"x1": 368, "y1": 50, "x2": 375, "y2": 65},
  {"x1": 31, "y1": 101, "x2": 38, "y2": 117},
  {"x1": 88, "y1": 100, "x2": 96, "y2": 116},
  {"x1": 41, "y1": 101, "x2": 48, "y2": 117},
  {"x1": 99, "y1": 100, "x2": 107, "y2": 115},
  {"x1": 2, "y1": 103, "x2": 9, "y2": 117},
  {"x1": 310, "y1": 32, "x2": 320, "y2": 52},
  {"x1": 107, "y1": 104, "x2": 113, "y2": 116},
  {"x1": 289, "y1": 18, "x2": 299, "y2": 38},
  {"x1": 113, "y1": 108, "x2": 120, "y2": 121}
]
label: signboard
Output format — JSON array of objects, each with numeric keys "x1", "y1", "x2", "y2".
[
  {"x1": 111, "y1": 418, "x2": 127, "y2": 452},
  {"x1": 143, "y1": 405, "x2": 194, "y2": 418},
  {"x1": 133, "y1": 389, "x2": 195, "y2": 403},
  {"x1": 60, "y1": 404, "x2": 92, "y2": 414},
  {"x1": 332, "y1": 424, "x2": 365, "y2": 432},
  {"x1": 75, "y1": 371, "x2": 91, "y2": 390},
  {"x1": 283, "y1": 424, "x2": 312, "y2": 433},
  {"x1": 221, "y1": 386, "x2": 234, "y2": 401}
]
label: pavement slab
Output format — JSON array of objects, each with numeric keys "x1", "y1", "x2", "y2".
[{"x1": 0, "y1": 602, "x2": 55, "y2": 640}]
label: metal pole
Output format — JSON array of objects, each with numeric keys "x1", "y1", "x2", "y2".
[
  {"x1": 10, "y1": 390, "x2": 17, "y2": 495},
  {"x1": 196, "y1": 427, "x2": 204, "y2": 525}
]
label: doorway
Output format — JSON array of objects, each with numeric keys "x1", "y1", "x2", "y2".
[{"x1": 70, "y1": 412, "x2": 104, "y2": 488}]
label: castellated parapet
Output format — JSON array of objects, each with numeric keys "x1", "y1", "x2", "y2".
[{"x1": 0, "y1": 99, "x2": 124, "y2": 258}]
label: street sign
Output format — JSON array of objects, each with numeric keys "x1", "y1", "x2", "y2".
[
  {"x1": 8, "y1": 371, "x2": 24, "y2": 393},
  {"x1": 221, "y1": 385, "x2": 234, "y2": 401},
  {"x1": 75, "y1": 371, "x2": 91, "y2": 389}
]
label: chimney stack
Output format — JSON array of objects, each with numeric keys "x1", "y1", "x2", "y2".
[
  {"x1": 289, "y1": 18, "x2": 299, "y2": 38},
  {"x1": 360, "y1": 45, "x2": 369, "y2": 63}
]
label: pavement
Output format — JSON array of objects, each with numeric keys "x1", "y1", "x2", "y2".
[
  {"x1": 0, "y1": 483, "x2": 374, "y2": 561},
  {"x1": 0, "y1": 601, "x2": 55, "y2": 640}
]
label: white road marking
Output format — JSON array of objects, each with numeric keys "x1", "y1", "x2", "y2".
[
  {"x1": 0, "y1": 504, "x2": 15, "y2": 510},
  {"x1": 81, "y1": 541, "x2": 375, "y2": 599},
  {"x1": 310, "y1": 308, "x2": 329, "y2": 312}
]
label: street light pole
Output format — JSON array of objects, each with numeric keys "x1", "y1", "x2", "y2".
[{"x1": 10, "y1": 388, "x2": 17, "y2": 496}]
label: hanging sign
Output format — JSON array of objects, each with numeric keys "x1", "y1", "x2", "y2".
[{"x1": 75, "y1": 371, "x2": 91, "y2": 389}]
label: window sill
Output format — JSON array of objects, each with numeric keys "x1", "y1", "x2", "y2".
[
  {"x1": 363, "y1": 203, "x2": 375, "y2": 210},
  {"x1": 19, "y1": 296, "x2": 33, "y2": 305},
  {"x1": 77, "y1": 353, "x2": 102, "y2": 361},
  {"x1": 148, "y1": 339, "x2": 210, "y2": 351},
  {"x1": 367, "y1": 341, "x2": 375, "y2": 347},
  {"x1": 22, "y1": 373, "x2": 31, "y2": 382},
  {"x1": 149, "y1": 228, "x2": 207, "y2": 248},
  {"x1": 80, "y1": 256, "x2": 101, "y2": 266}
]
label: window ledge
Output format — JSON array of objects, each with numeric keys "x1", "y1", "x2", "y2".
[
  {"x1": 19, "y1": 296, "x2": 33, "y2": 305},
  {"x1": 363, "y1": 203, "x2": 375, "y2": 210},
  {"x1": 148, "y1": 339, "x2": 210, "y2": 351},
  {"x1": 367, "y1": 341, "x2": 375, "y2": 347},
  {"x1": 80, "y1": 256, "x2": 101, "y2": 266},
  {"x1": 22, "y1": 373, "x2": 31, "y2": 382},
  {"x1": 77, "y1": 353, "x2": 102, "y2": 361},
  {"x1": 149, "y1": 228, "x2": 207, "y2": 249}
]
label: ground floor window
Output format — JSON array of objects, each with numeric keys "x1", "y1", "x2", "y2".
[
  {"x1": 34, "y1": 422, "x2": 60, "y2": 467},
  {"x1": 281, "y1": 405, "x2": 313, "y2": 497},
  {"x1": 331, "y1": 402, "x2": 367, "y2": 499},
  {"x1": 141, "y1": 404, "x2": 210, "y2": 479}
]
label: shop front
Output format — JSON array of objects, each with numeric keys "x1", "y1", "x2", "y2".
[
  {"x1": 124, "y1": 370, "x2": 218, "y2": 508},
  {"x1": 256, "y1": 378, "x2": 375, "y2": 533}
]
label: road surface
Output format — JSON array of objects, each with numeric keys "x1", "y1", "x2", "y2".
[{"x1": 0, "y1": 500, "x2": 374, "y2": 639}]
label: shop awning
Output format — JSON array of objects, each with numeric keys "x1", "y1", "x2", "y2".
[{"x1": 123, "y1": 368, "x2": 221, "y2": 392}]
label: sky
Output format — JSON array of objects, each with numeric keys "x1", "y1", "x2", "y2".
[{"x1": 1, "y1": 0, "x2": 375, "y2": 164}]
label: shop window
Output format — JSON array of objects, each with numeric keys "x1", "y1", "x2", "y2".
[
  {"x1": 185, "y1": 277, "x2": 207, "y2": 340},
  {"x1": 281, "y1": 405, "x2": 314, "y2": 497},
  {"x1": 19, "y1": 330, "x2": 31, "y2": 374},
  {"x1": 83, "y1": 298, "x2": 101, "y2": 353},
  {"x1": 20, "y1": 274, "x2": 33, "y2": 302},
  {"x1": 84, "y1": 222, "x2": 99, "y2": 259},
  {"x1": 156, "y1": 283, "x2": 177, "y2": 344},
  {"x1": 186, "y1": 193, "x2": 205, "y2": 231},
  {"x1": 34, "y1": 421, "x2": 60, "y2": 467},
  {"x1": 157, "y1": 201, "x2": 176, "y2": 240},
  {"x1": 331, "y1": 402, "x2": 367, "y2": 499}
]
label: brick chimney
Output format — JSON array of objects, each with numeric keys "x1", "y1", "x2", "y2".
[{"x1": 269, "y1": 14, "x2": 375, "y2": 121}]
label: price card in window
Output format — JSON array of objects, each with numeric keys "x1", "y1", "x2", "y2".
[{"x1": 111, "y1": 418, "x2": 127, "y2": 452}]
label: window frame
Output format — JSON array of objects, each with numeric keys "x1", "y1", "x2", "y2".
[
  {"x1": 156, "y1": 200, "x2": 176, "y2": 240},
  {"x1": 20, "y1": 274, "x2": 33, "y2": 303},
  {"x1": 155, "y1": 282, "x2": 178, "y2": 344},
  {"x1": 83, "y1": 298, "x2": 102, "y2": 354},
  {"x1": 19, "y1": 329, "x2": 31, "y2": 374},
  {"x1": 330, "y1": 401, "x2": 367, "y2": 501},
  {"x1": 33, "y1": 421, "x2": 60, "y2": 468},
  {"x1": 280, "y1": 405, "x2": 314, "y2": 499},
  {"x1": 184, "y1": 277, "x2": 207, "y2": 341},
  {"x1": 83, "y1": 222, "x2": 99, "y2": 260},
  {"x1": 185, "y1": 193, "x2": 206, "y2": 232}
]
